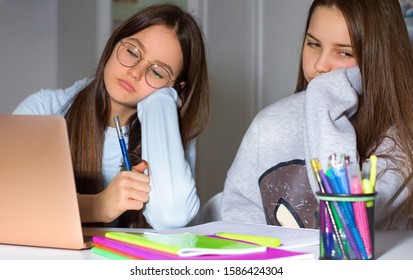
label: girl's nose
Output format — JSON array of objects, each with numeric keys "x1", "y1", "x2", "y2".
[{"x1": 314, "y1": 53, "x2": 332, "y2": 74}]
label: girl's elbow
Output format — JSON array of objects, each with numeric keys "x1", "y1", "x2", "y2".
[{"x1": 148, "y1": 199, "x2": 200, "y2": 230}]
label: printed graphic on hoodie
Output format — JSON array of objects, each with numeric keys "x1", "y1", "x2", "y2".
[{"x1": 258, "y1": 159, "x2": 319, "y2": 229}]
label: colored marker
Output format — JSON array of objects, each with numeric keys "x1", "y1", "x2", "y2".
[
  {"x1": 215, "y1": 232, "x2": 281, "y2": 248},
  {"x1": 350, "y1": 175, "x2": 373, "y2": 259},
  {"x1": 333, "y1": 163, "x2": 350, "y2": 194},
  {"x1": 362, "y1": 160, "x2": 374, "y2": 207},
  {"x1": 326, "y1": 168, "x2": 345, "y2": 194}
]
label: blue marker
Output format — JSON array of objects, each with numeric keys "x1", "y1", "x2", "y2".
[
  {"x1": 333, "y1": 163, "x2": 350, "y2": 194},
  {"x1": 326, "y1": 168, "x2": 345, "y2": 194},
  {"x1": 114, "y1": 116, "x2": 132, "y2": 171}
]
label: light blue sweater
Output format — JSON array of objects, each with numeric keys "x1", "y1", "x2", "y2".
[{"x1": 13, "y1": 79, "x2": 199, "y2": 230}]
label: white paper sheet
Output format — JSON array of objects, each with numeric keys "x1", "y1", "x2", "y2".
[{"x1": 157, "y1": 221, "x2": 319, "y2": 249}]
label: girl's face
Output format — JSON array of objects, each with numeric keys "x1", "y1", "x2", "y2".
[
  {"x1": 104, "y1": 24, "x2": 183, "y2": 119},
  {"x1": 302, "y1": 6, "x2": 357, "y2": 83}
]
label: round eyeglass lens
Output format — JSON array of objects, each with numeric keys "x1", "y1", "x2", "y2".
[
  {"x1": 117, "y1": 42, "x2": 140, "y2": 67},
  {"x1": 145, "y1": 64, "x2": 171, "y2": 89}
]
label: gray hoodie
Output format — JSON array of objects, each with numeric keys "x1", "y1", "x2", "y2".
[{"x1": 221, "y1": 67, "x2": 412, "y2": 230}]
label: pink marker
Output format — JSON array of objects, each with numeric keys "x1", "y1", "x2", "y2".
[{"x1": 350, "y1": 175, "x2": 373, "y2": 258}]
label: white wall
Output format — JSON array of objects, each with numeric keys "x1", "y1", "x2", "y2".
[
  {"x1": 57, "y1": 0, "x2": 111, "y2": 88},
  {"x1": 0, "y1": 0, "x2": 111, "y2": 113},
  {"x1": 193, "y1": 0, "x2": 312, "y2": 206},
  {"x1": 0, "y1": 0, "x2": 58, "y2": 113}
]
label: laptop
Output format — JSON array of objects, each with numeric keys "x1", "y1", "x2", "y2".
[{"x1": 0, "y1": 114, "x2": 92, "y2": 250}]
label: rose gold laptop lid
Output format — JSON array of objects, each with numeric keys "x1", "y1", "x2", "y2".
[{"x1": 0, "y1": 114, "x2": 91, "y2": 250}]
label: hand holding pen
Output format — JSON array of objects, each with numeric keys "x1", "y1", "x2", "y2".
[
  {"x1": 96, "y1": 168, "x2": 150, "y2": 223},
  {"x1": 88, "y1": 117, "x2": 151, "y2": 223}
]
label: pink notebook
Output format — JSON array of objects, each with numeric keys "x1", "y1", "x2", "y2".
[{"x1": 92, "y1": 236, "x2": 313, "y2": 260}]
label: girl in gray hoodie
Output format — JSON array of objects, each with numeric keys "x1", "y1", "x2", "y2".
[{"x1": 221, "y1": 0, "x2": 413, "y2": 230}]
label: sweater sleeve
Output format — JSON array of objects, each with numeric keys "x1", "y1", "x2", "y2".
[
  {"x1": 138, "y1": 88, "x2": 200, "y2": 230},
  {"x1": 12, "y1": 78, "x2": 91, "y2": 115},
  {"x1": 303, "y1": 66, "x2": 362, "y2": 181},
  {"x1": 303, "y1": 67, "x2": 412, "y2": 229},
  {"x1": 12, "y1": 90, "x2": 53, "y2": 115}
]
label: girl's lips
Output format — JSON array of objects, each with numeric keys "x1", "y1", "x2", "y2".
[{"x1": 118, "y1": 79, "x2": 136, "y2": 93}]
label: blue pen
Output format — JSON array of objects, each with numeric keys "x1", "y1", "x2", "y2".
[
  {"x1": 327, "y1": 154, "x2": 349, "y2": 193},
  {"x1": 333, "y1": 163, "x2": 350, "y2": 194},
  {"x1": 325, "y1": 168, "x2": 344, "y2": 193},
  {"x1": 114, "y1": 116, "x2": 132, "y2": 171}
]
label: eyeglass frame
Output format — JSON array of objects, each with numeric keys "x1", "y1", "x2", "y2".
[{"x1": 116, "y1": 40, "x2": 177, "y2": 89}]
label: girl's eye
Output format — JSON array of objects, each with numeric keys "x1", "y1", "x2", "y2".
[
  {"x1": 148, "y1": 66, "x2": 165, "y2": 80},
  {"x1": 152, "y1": 69, "x2": 163, "y2": 79},
  {"x1": 339, "y1": 51, "x2": 354, "y2": 58},
  {"x1": 306, "y1": 41, "x2": 320, "y2": 48},
  {"x1": 126, "y1": 48, "x2": 139, "y2": 59}
]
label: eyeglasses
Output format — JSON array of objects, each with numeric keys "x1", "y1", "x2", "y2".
[{"x1": 116, "y1": 40, "x2": 176, "y2": 89}]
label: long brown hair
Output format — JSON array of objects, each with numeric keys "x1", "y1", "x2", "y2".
[
  {"x1": 65, "y1": 3, "x2": 209, "y2": 227},
  {"x1": 296, "y1": 0, "x2": 413, "y2": 211}
]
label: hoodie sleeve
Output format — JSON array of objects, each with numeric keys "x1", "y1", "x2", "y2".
[
  {"x1": 303, "y1": 67, "x2": 361, "y2": 181},
  {"x1": 138, "y1": 88, "x2": 200, "y2": 230},
  {"x1": 303, "y1": 66, "x2": 412, "y2": 229}
]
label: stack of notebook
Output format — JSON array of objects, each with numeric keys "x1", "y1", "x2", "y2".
[{"x1": 91, "y1": 232, "x2": 314, "y2": 260}]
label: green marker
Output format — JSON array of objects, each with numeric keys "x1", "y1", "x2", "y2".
[
  {"x1": 362, "y1": 158, "x2": 376, "y2": 207},
  {"x1": 215, "y1": 232, "x2": 281, "y2": 248}
]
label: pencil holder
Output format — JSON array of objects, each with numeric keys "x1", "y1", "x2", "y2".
[{"x1": 316, "y1": 192, "x2": 377, "y2": 260}]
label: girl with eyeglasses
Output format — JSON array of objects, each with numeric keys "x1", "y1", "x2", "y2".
[
  {"x1": 13, "y1": 3, "x2": 210, "y2": 230},
  {"x1": 221, "y1": 0, "x2": 413, "y2": 230}
]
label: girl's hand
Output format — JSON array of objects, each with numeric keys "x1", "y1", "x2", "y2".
[{"x1": 95, "y1": 162, "x2": 150, "y2": 223}]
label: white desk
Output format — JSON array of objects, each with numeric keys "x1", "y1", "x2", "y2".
[{"x1": 0, "y1": 222, "x2": 412, "y2": 260}]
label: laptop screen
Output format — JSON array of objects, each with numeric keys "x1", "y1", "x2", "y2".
[{"x1": 0, "y1": 115, "x2": 89, "y2": 249}]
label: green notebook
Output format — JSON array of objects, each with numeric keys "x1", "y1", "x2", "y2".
[
  {"x1": 92, "y1": 246, "x2": 131, "y2": 260},
  {"x1": 105, "y1": 232, "x2": 267, "y2": 257}
]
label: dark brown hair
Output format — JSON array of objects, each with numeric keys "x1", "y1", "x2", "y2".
[{"x1": 64, "y1": 3, "x2": 209, "y2": 227}]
